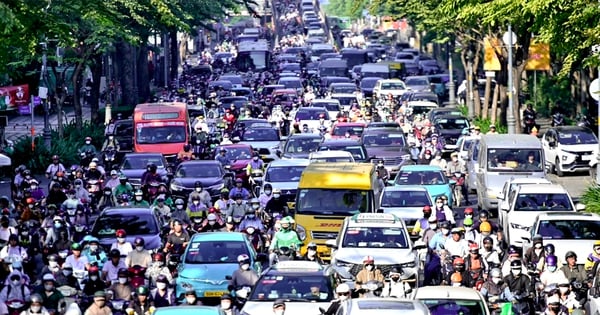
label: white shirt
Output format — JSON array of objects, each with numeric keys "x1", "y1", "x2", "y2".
[
  {"x1": 65, "y1": 254, "x2": 89, "y2": 272},
  {"x1": 443, "y1": 238, "x2": 468, "y2": 258}
]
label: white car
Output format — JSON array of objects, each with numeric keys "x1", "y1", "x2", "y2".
[
  {"x1": 499, "y1": 183, "x2": 583, "y2": 247},
  {"x1": 414, "y1": 286, "x2": 491, "y2": 315},
  {"x1": 373, "y1": 79, "x2": 408, "y2": 100},
  {"x1": 542, "y1": 126, "x2": 598, "y2": 176},
  {"x1": 292, "y1": 107, "x2": 332, "y2": 133},
  {"x1": 496, "y1": 177, "x2": 552, "y2": 212},
  {"x1": 344, "y1": 298, "x2": 429, "y2": 315},
  {"x1": 310, "y1": 99, "x2": 342, "y2": 121},
  {"x1": 308, "y1": 150, "x2": 355, "y2": 163},
  {"x1": 260, "y1": 159, "x2": 310, "y2": 211}
]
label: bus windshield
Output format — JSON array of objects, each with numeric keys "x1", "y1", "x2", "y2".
[
  {"x1": 136, "y1": 123, "x2": 186, "y2": 144},
  {"x1": 296, "y1": 189, "x2": 371, "y2": 215}
]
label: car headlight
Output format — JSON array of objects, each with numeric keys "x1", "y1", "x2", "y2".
[
  {"x1": 170, "y1": 183, "x2": 185, "y2": 191},
  {"x1": 400, "y1": 261, "x2": 416, "y2": 268},
  {"x1": 296, "y1": 224, "x2": 306, "y2": 241},
  {"x1": 510, "y1": 223, "x2": 530, "y2": 231},
  {"x1": 401, "y1": 154, "x2": 411, "y2": 160},
  {"x1": 335, "y1": 260, "x2": 352, "y2": 268},
  {"x1": 486, "y1": 188, "x2": 497, "y2": 199},
  {"x1": 210, "y1": 183, "x2": 225, "y2": 190}
]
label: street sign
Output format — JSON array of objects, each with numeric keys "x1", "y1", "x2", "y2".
[
  {"x1": 485, "y1": 71, "x2": 496, "y2": 78},
  {"x1": 590, "y1": 78, "x2": 600, "y2": 101}
]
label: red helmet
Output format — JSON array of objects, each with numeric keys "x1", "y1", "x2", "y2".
[
  {"x1": 26, "y1": 197, "x2": 36, "y2": 205},
  {"x1": 453, "y1": 257, "x2": 465, "y2": 265},
  {"x1": 116, "y1": 229, "x2": 126, "y2": 238},
  {"x1": 464, "y1": 207, "x2": 474, "y2": 214},
  {"x1": 153, "y1": 252, "x2": 165, "y2": 261},
  {"x1": 208, "y1": 207, "x2": 219, "y2": 214},
  {"x1": 363, "y1": 255, "x2": 374, "y2": 264},
  {"x1": 422, "y1": 205, "x2": 432, "y2": 213}
]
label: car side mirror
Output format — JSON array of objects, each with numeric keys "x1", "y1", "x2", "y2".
[
  {"x1": 521, "y1": 236, "x2": 531, "y2": 243},
  {"x1": 325, "y1": 239, "x2": 338, "y2": 249},
  {"x1": 276, "y1": 150, "x2": 282, "y2": 158},
  {"x1": 460, "y1": 152, "x2": 468, "y2": 160},
  {"x1": 576, "y1": 203, "x2": 586, "y2": 211},
  {"x1": 497, "y1": 192, "x2": 505, "y2": 200},
  {"x1": 501, "y1": 203, "x2": 510, "y2": 212}
]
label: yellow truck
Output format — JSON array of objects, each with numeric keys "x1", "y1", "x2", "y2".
[{"x1": 294, "y1": 162, "x2": 381, "y2": 261}]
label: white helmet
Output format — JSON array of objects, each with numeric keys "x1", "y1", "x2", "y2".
[{"x1": 336, "y1": 283, "x2": 350, "y2": 293}]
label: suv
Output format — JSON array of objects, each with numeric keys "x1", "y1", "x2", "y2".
[
  {"x1": 326, "y1": 213, "x2": 418, "y2": 287},
  {"x1": 281, "y1": 133, "x2": 323, "y2": 159},
  {"x1": 318, "y1": 139, "x2": 370, "y2": 162},
  {"x1": 241, "y1": 261, "x2": 336, "y2": 315},
  {"x1": 542, "y1": 126, "x2": 599, "y2": 176},
  {"x1": 361, "y1": 128, "x2": 413, "y2": 177}
]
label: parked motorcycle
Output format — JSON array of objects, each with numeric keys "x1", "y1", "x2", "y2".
[{"x1": 551, "y1": 112, "x2": 565, "y2": 127}]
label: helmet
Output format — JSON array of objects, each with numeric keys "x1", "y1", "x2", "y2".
[
  {"x1": 453, "y1": 257, "x2": 465, "y2": 266},
  {"x1": 153, "y1": 252, "x2": 165, "y2": 261},
  {"x1": 422, "y1": 205, "x2": 431, "y2": 213},
  {"x1": 156, "y1": 274, "x2": 169, "y2": 283},
  {"x1": 336, "y1": 283, "x2": 350, "y2": 293},
  {"x1": 136, "y1": 286, "x2": 149, "y2": 296},
  {"x1": 250, "y1": 198, "x2": 259, "y2": 204},
  {"x1": 109, "y1": 249, "x2": 121, "y2": 258},
  {"x1": 464, "y1": 207, "x2": 474, "y2": 214},
  {"x1": 479, "y1": 210, "x2": 489, "y2": 218},
  {"x1": 42, "y1": 274, "x2": 56, "y2": 282},
  {"x1": 118, "y1": 268, "x2": 129, "y2": 277},
  {"x1": 510, "y1": 260, "x2": 522, "y2": 268},
  {"x1": 450, "y1": 272, "x2": 462, "y2": 283},
  {"x1": 463, "y1": 217, "x2": 473, "y2": 226},
  {"x1": 280, "y1": 216, "x2": 294, "y2": 225},
  {"x1": 48, "y1": 254, "x2": 58, "y2": 262},
  {"x1": 363, "y1": 256, "x2": 374, "y2": 264},
  {"x1": 55, "y1": 171, "x2": 64, "y2": 177},
  {"x1": 134, "y1": 189, "x2": 143, "y2": 196},
  {"x1": 52, "y1": 155, "x2": 59, "y2": 160},
  {"x1": 116, "y1": 229, "x2": 126, "y2": 238},
  {"x1": 532, "y1": 234, "x2": 543, "y2": 244},
  {"x1": 30, "y1": 293, "x2": 43, "y2": 304},
  {"x1": 237, "y1": 254, "x2": 250, "y2": 264},
  {"x1": 194, "y1": 181, "x2": 202, "y2": 188},
  {"x1": 221, "y1": 294, "x2": 233, "y2": 301},
  {"x1": 133, "y1": 237, "x2": 145, "y2": 247},
  {"x1": 191, "y1": 195, "x2": 200, "y2": 201},
  {"x1": 71, "y1": 243, "x2": 82, "y2": 251},
  {"x1": 89, "y1": 162, "x2": 97, "y2": 169},
  {"x1": 565, "y1": 251, "x2": 577, "y2": 260},
  {"x1": 89, "y1": 266, "x2": 100, "y2": 275},
  {"x1": 307, "y1": 242, "x2": 317, "y2": 250},
  {"x1": 85, "y1": 136, "x2": 92, "y2": 141},
  {"x1": 439, "y1": 221, "x2": 450, "y2": 229},
  {"x1": 594, "y1": 240, "x2": 600, "y2": 247},
  {"x1": 469, "y1": 242, "x2": 479, "y2": 251},
  {"x1": 175, "y1": 198, "x2": 185, "y2": 205},
  {"x1": 26, "y1": 197, "x2": 35, "y2": 205},
  {"x1": 546, "y1": 255, "x2": 557, "y2": 267},
  {"x1": 479, "y1": 222, "x2": 492, "y2": 233},
  {"x1": 207, "y1": 213, "x2": 217, "y2": 221},
  {"x1": 490, "y1": 268, "x2": 502, "y2": 278},
  {"x1": 545, "y1": 243, "x2": 555, "y2": 255}
]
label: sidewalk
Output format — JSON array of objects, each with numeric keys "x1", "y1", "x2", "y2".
[{"x1": 4, "y1": 106, "x2": 92, "y2": 142}]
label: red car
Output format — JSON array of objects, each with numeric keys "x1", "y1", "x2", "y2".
[{"x1": 330, "y1": 122, "x2": 366, "y2": 139}]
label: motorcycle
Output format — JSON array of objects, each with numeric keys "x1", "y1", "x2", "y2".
[
  {"x1": 80, "y1": 150, "x2": 95, "y2": 167},
  {"x1": 72, "y1": 224, "x2": 88, "y2": 243},
  {"x1": 6, "y1": 299, "x2": 25, "y2": 315},
  {"x1": 524, "y1": 112, "x2": 537, "y2": 134},
  {"x1": 103, "y1": 147, "x2": 118, "y2": 172},
  {"x1": 87, "y1": 179, "x2": 103, "y2": 207},
  {"x1": 249, "y1": 169, "x2": 264, "y2": 196},
  {"x1": 242, "y1": 227, "x2": 266, "y2": 252},
  {"x1": 57, "y1": 285, "x2": 79, "y2": 314},
  {"x1": 451, "y1": 173, "x2": 465, "y2": 208},
  {"x1": 192, "y1": 134, "x2": 208, "y2": 159},
  {"x1": 128, "y1": 265, "x2": 147, "y2": 289},
  {"x1": 146, "y1": 182, "x2": 161, "y2": 203},
  {"x1": 223, "y1": 166, "x2": 235, "y2": 190},
  {"x1": 109, "y1": 298, "x2": 129, "y2": 315},
  {"x1": 551, "y1": 112, "x2": 565, "y2": 127}
]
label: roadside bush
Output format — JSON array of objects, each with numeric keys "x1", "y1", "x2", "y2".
[
  {"x1": 455, "y1": 105, "x2": 507, "y2": 134},
  {"x1": 582, "y1": 185, "x2": 600, "y2": 214}
]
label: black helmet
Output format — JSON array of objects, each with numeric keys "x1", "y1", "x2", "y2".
[
  {"x1": 133, "y1": 237, "x2": 145, "y2": 247},
  {"x1": 117, "y1": 268, "x2": 129, "y2": 277},
  {"x1": 109, "y1": 249, "x2": 121, "y2": 258},
  {"x1": 194, "y1": 181, "x2": 202, "y2": 188},
  {"x1": 479, "y1": 210, "x2": 489, "y2": 218},
  {"x1": 510, "y1": 260, "x2": 522, "y2": 268},
  {"x1": 148, "y1": 163, "x2": 157, "y2": 172},
  {"x1": 565, "y1": 251, "x2": 577, "y2": 260},
  {"x1": 439, "y1": 221, "x2": 450, "y2": 229}
]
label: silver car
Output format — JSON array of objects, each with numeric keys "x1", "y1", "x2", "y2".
[
  {"x1": 238, "y1": 126, "x2": 282, "y2": 162},
  {"x1": 260, "y1": 159, "x2": 311, "y2": 210},
  {"x1": 379, "y1": 186, "x2": 433, "y2": 237}
]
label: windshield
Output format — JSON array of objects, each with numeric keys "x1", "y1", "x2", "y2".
[
  {"x1": 184, "y1": 241, "x2": 249, "y2": 264},
  {"x1": 394, "y1": 170, "x2": 446, "y2": 186},
  {"x1": 420, "y1": 299, "x2": 485, "y2": 315},
  {"x1": 250, "y1": 275, "x2": 333, "y2": 302},
  {"x1": 285, "y1": 138, "x2": 322, "y2": 154},
  {"x1": 310, "y1": 156, "x2": 353, "y2": 163},
  {"x1": 342, "y1": 226, "x2": 409, "y2": 248},
  {"x1": 121, "y1": 156, "x2": 165, "y2": 170},
  {"x1": 411, "y1": 106, "x2": 436, "y2": 115},
  {"x1": 312, "y1": 102, "x2": 340, "y2": 111},
  {"x1": 319, "y1": 145, "x2": 367, "y2": 161},
  {"x1": 406, "y1": 78, "x2": 429, "y2": 86},
  {"x1": 331, "y1": 86, "x2": 356, "y2": 94},
  {"x1": 332, "y1": 125, "x2": 364, "y2": 137},
  {"x1": 381, "y1": 82, "x2": 405, "y2": 90},
  {"x1": 295, "y1": 111, "x2": 329, "y2": 121},
  {"x1": 136, "y1": 125, "x2": 187, "y2": 144},
  {"x1": 436, "y1": 118, "x2": 469, "y2": 130},
  {"x1": 281, "y1": 79, "x2": 302, "y2": 89},
  {"x1": 220, "y1": 147, "x2": 253, "y2": 160},
  {"x1": 332, "y1": 97, "x2": 355, "y2": 106},
  {"x1": 487, "y1": 149, "x2": 543, "y2": 172},
  {"x1": 175, "y1": 164, "x2": 223, "y2": 178},
  {"x1": 558, "y1": 130, "x2": 598, "y2": 145},
  {"x1": 381, "y1": 190, "x2": 432, "y2": 207},
  {"x1": 362, "y1": 134, "x2": 405, "y2": 147},
  {"x1": 360, "y1": 79, "x2": 379, "y2": 89},
  {"x1": 265, "y1": 166, "x2": 306, "y2": 182},
  {"x1": 93, "y1": 213, "x2": 158, "y2": 237},
  {"x1": 241, "y1": 129, "x2": 279, "y2": 141},
  {"x1": 296, "y1": 189, "x2": 371, "y2": 215},
  {"x1": 538, "y1": 219, "x2": 600, "y2": 239},
  {"x1": 514, "y1": 193, "x2": 573, "y2": 211}
]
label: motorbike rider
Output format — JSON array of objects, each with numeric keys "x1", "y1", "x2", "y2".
[
  {"x1": 20, "y1": 293, "x2": 49, "y2": 315},
  {"x1": 503, "y1": 260, "x2": 533, "y2": 307},
  {"x1": 239, "y1": 205, "x2": 265, "y2": 232},
  {"x1": 412, "y1": 206, "x2": 433, "y2": 236},
  {"x1": 82, "y1": 266, "x2": 106, "y2": 296},
  {"x1": 177, "y1": 144, "x2": 194, "y2": 162},
  {"x1": 98, "y1": 187, "x2": 118, "y2": 210},
  {"x1": 432, "y1": 196, "x2": 455, "y2": 225},
  {"x1": 101, "y1": 134, "x2": 119, "y2": 152},
  {"x1": 355, "y1": 256, "x2": 384, "y2": 291},
  {"x1": 584, "y1": 241, "x2": 600, "y2": 272},
  {"x1": 126, "y1": 238, "x2": 151, "y2": 268},
  {"x1": 258, "y1": 184, "x2": 273, "y2": 208},
  {"x1": 226, "y1": 194, "x2": 249, "y2": 222},
  {"x1": 43, "y1": 216, "x2": 69, "y2": 247},
  {"x1": 152, "y1": 196, "x2": 171, "y2": 219},
  {"x1": 65, "y1": 242, "x2": 89, "y2": 277},
  {"x1": 110, "y1": 230, "x2": 133, "y2": 258},
  {"x1": 465, "y1": 243, "x2": 487, "y2": 288},
  {"x1": 102, "y1": 249, "x2": 127, "y2": 284},
  {"x1": 301, "y1": 242, "x2": 323, "y2": 264},
  {"x1": 127, "y1": 286, "x2": 154, "y2": 315},
  {"x1": 145, "y1": 253, "x2": 172, "y2": 287},
  {"x1": 29, "y1": 180, "x2": 45, "y2": 201},
  {"x1": 164, "y1": 219, "x2": 190, "y2": 255},
  {"x1": 322, "y1": 283, "x2": 350, "y2": 315},
  {"x1": 447, "y1": 257, "x2": 470, "y2": 287},
  {"x1": 428, "y1": 221, "x2": 451, "y2": 251},
  {"x1": 229, "y1": 179, "x2": 250, "y2": 200},
  {"x1": 104, "y1": 170, "x2": 120, "y2": 189},
  {"x1": 444, "y1": 228, "x2": 468, "y2": 258},
  {"x1": 545, "y1": 294, "x2": 569, "y2": 315},
  {"x1": 463, "y1": 218, "x2": 480, "y2": 244},
  {"x1": 82, "y1": 237, "x2": 107, "y2": 270},
  {"x1": 188, "y1": 182, "x2": 211, "y2": 208},
  {"x1": 381, "y1": 266, "x2": 412, "y2": 298},
  {"x1": 541, "y1": 255, "x2": 569, "y2": 287},
  {"x1": 0, "y1": 270, "x2": 30, "y2": 302},
  {"x1": 46, "y1": 184, "x2": 67, "y2": 209},
  {"x1": 524, "y1": 234, "x2": 546, "y2": 272},
  {"x1": 141, "y1": 163, "x2": 163, "y2": 189},
  {"x1": 109, "y1": 268, "x2": 133, "y2": 301},
  {"x1": 216, "y1": 148, "x2": 232, "y2": 167},
  {"x1": 73, "y1": 179, "x2": 90, "y2": 202},
  {"x1": 187, "y1": 195, "x2": 207, "y2": 222},
  {"x1": 229, "y1": 254, "x2": 259, "y2": 289},
  {"x1": 84, "y1": 291, "x2": 112, "y2": 315},
  {"x1": 199, "y1": 213, "x2": 225, "y2": 232},
  {"x1": 35, "y1": 273, "x2": 65, "y2": 312},
  {"x1": 150, "y1": 275, "x2": 175, "y2": 308},
  {"x1": 268, "y1": 216, "x2": 301, "y2": 265},
  {"x1": 561, "y1": 251, "x2": 587, "y2": 296},
  {"x1": 113, "y1": 175, "x2": 134, "y2": 199},
  {"x1": 40, "y1": 255, "x2": 61, "y2": 280},
  {"x1": 218, "y1": 294, "x2": 240, "y2": 315},
  {"x1": 479, "y1": 268, "x2": 510, "y2": 305},
  {"x1": 246, "y1": 153, "x2": 264, "y2": 179},
  {"x1": 480, "y1": 236, "x2": 502, "y2": 269},
  {"x1": 131, "y1": 190, "x2": 150, "y2": 207},
  {"x1": 45, "y1": 155, "x2": 66, "y2": 180},
  {"x1": 85, "y1": 162, "x2": 103, "y2": 181},
  {"x1": 446, "y1": 152, "x2": 469, "y2": 204},
  {"x1": 78, "y1": 136, "x2": 97, "y2": 156},
  {"x1": 55, "y1": 262, "x2": 80, "y2": 289},
  {"x1": 523, "y1": 104, "x2": 537, "y2": 134},
  {"x1": 171, "y1": 199, "x2": 191, "y2": 226},
  {"x1": 214, "y1": 191, "x2": 232, "y2": 212},
  {"x1": 264, "y1": 189, "x2": 287, "y2": 216},
  {"x1": 0, "y1": 234, "x2": 28, "y2": 262},
  {"x1": 421, "y1": 216, "x2": 438, "y2": 246}
]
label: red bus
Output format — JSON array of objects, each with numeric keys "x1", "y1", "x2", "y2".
[{"x1": 133, "y1": 102, "x2": 189, "y2": 160}]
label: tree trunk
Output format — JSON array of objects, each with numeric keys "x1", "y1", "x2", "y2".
[
  {"x1": 72, "y1": 60, "x2": 84, "y2": 130},
  {"x1": 90, "y1": 53, "x2": 103, "y2": 123},
  {"x1": 116, "y1": 41, "x2": 136, "y2": 107},
  {"x1": 169, "y1": 29, "x2": 179, "y2": 82},
  {"x1": 482, "y1": 76, "x2": 491, "y2": 119},
  {"x1": 498, "y1": 85, "x2": 508, "y2": 127},
  {"x1": 490, "y1": 82, "x2": 499, "y2": 123},
  {"x1": 137, "y1": 44, "x2": 150, "y2": 102}
]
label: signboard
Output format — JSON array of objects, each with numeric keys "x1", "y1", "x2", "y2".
[
  {"x1": 525, "y1": 43, "x2": 551, "y2": 71},
  {"x1": 0, "y1": 84, "x2": 29, "y2": 110},
  {"x1": 483, "y1": 37, "x2": 501, "y2": 71}
]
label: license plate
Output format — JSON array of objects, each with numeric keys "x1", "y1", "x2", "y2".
[
  {"x1": 287, "y1": 202, "x2": 296, "y2": 209},
  {"x1": 204, "y1": 291, "x2": 228, "y2": 297},
  {"x1": 261, "y1": 155, "x2": 268, "y2": 159},
  {"x1": 583, "y1": 155, "x2": 593, "y2": 161}
]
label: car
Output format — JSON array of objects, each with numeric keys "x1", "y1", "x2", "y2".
[
  {"x1": 365, "y1": 122, "x2": 400, "y2": 130},
  {"x1": 345, "y1": 298, "x2": 430, "y2": 315},
  {"x1": 330, "y1": 94, "x2": 358, "y2": 112},
  {"x1": 318, "y1": 139, "x2": 370, "y2": 162},
  {"x1": 464, "y1": 139, "x2": 481, "y2": 193},
  {"x1": 456, "y1": 135, "x2": 479, "y2": 161},
  {"x1": 292, "y1": 108, "x2": 331, "y2": 133},
  {"x1": 169, "y1": 160, "x2": 227, "y2": 200},
  {"x1": 499, "y1": 184, "x2": 583, "y2": 247},
  {"x1": 379, "y1": 186, "x2": 433, "y2": 236},
  {"x1": 310, "y1": 99, "x2": 342, "y2": 121},
  {"x1": 237, "y1": 127, "x2": 282, "y2": 162},
  {"x1": 213, "y1": 144, "x2": 255, "y2": 183},
  {"x1": 373, "y1": 79, "x2": 408, "y2": 99},
  {"x1": 414, "y1": 286, "x2": 491, "y2": 315},
  {"x1": 361, "y1": 128, "x2": 413, "y2": 177},
  {"x1": 91, "y1": 207, "x2": 163, "y2": 251},
  {"x1": 241, "y1": 261, "x2": 336, "y2": 315},
  {"x1": 219, "y1": 74, "x2": 243, "y2": 89},
  {"x1": 308, "y1": 150, "x2": 355, "y2": 163},
  {"x1": 260, "y1": 159, "x2": 310, "y2": 210},
  {"x1": 154, "y1": 306, "x2": 222, "y2": 315},
  {"x1": 419, "y1": 59, "x2": 441, "y2": 75},
  {"x1": 392, "y1": 165, "x2": 454, "y2": 206},
  {"x1": 329, "y1": 122, "x2": 365, "y2": 139},
  {"x1": 406, "y1": 101, "x2": 438, "y2": 117},
  {"x1": 496, "y1": 177, "x2": 552, "y2": 213},
  {"x1": 404, "y1": 76, "x2": 431, "y2": 93},
  {"x1": 175, "y1": 232, "x2": 264, "y2": 299},
  {"x1": 433, "y1": 115, "x2": 470, "y2": 152},
  {"x1": 270, "y1": 89, "x2": 298, "y2": 108},
  {"x1": 326, "y1": 213, "x2": 419, "y2": 286},
  {"x1": 407, "y1": 91, "x2": 439, "y2": 105},
  {"x1": 394, "y1": 52, "x2": 417, "y2": 63},
  {"x1": 427, "y1": 108, "x2": 463, "y2": 124},
  {"x1": 234, "y1": 118, "x2": 272, "y2": 130},
  {"x1": 522, "y1": 212, "x2": 600, "y2": 265},
  {"x1": 542, "y1": 126, "x2": 599, "y2": 176},
  {"x1": 281, "y1": 133, "x2": 324, "y2": 159},
  {"x1": 108, "y1": 118, "x2": 133, "y2": 153},
  {"x1": 359, "y1": 77, "x2": 381, "y2": 98},
  {"x1": 329, "y1": 83, "x2": 357, "y2": 95},
  {"x1": 118, "y1": 152, "x2": 170, "y2": 188},
  {"x1": 219, "y1": 96, "x2": 249, "y2": 112},
  {"x1": 278, "y1": 77, "x2": 303, "y2": 93}
]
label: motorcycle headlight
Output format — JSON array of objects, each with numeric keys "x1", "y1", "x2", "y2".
[
  {"x1": 296, "y1": 224, "x2": 306, "y2": 241},
  {"x1": 170, "y1": 183, "x2": 185, "y2": 191}
]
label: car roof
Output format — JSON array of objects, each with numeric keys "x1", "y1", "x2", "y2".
[
  {"x1": 400, "y1": 165, "x2": 443, "y2": 171},
  {"x1": 481, "y1": 134, "x2": 541, "y2": 147},
  {"x1": 267, "y1": 159, "x2": 311, "y2": 167},
  {"x1": 287, "y1": 133, "x2": 323, "y2": 140},
  {"x1": 383, "y1": 186, "x2": 428, "y2": 193},
  {"x1": 297, "y1": 107, "x2": 329, "y2": 112},
  {"x1": 309, "y1": 150, "x2": 353, "y2": 157},
  {"x1": 178, "y1": 160, "x2": 221, "y2": 166},
  {"x1": 154, "y1": 306, "x2": 220, "y2": 315},
  {"x1": 218, "y1": 143, "x2": 253, "y2": 149},
  {"x1": 312, "y1": 99, "x2": 340, "y2": 104},
  {"x1": 348, "y1": 298, "x2": 429, "y2": 315},
  {"x1": 346, "y1": 213, "x2": 406, "y2": 228},
  {"x1": 415, "y1": 286, "x2": 485, "y2": 300},
  {"x1": 190, "y1": 232, "x2": 247, "y2": 242},
  {"x1": 507, "y1": 177, "x2": 552, "y2": 185},
  {"x1": 517, "y1": 184, "x2": 569, "y2": 194},
  {"x1": 263, "y1": 261, "x2": 330, "y2": 275},
  {"x1": 334, "y1": 122, "x2": 365, "y2": 127},
  {"x1": 102, "y1": 207, "x2": 156, "y2": 216},
  {"x1": 535, "y1": 212, "x2": 599, "y2": 220},
  {"x1": 320, "y1": 139, "x2": 362, "y2": 145},
  {"x1": 435, "y1": 114, "x2": 468, "y2": 120},
  {"x1": 552, "y1": 126, "x2": 593, "y2": 133}
]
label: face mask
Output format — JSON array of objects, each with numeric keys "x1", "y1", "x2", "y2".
[
  {"x1": 253, "y1": 157, "x2": 259, "y2": 161},
  {"x1": 63, "y1": 270, "x2": 72, "y2": 276},
  {"x1": 156, "y1": 283, "x2": 167, "y2": 290},
  {"x1": 154, "y1": 261, "x2": 164, "y2": 267},
  {"x1": 12, "y1": 280, "x2": 20, "y2": 286},
  {"x1": 31, "y1": 185, "x2": 38, "y2": 189},
  {"x1": 548, "y1": 266, "x2": 557, "y2": 272},
  {"x1": 492, "y1": 277, "x2": 501, "y2": 285},
  {"x1": 176, "y1": 205, "x2": 184, "y2": 210},
  {"x1": 441, "y1": 228, "x2": 449, "y2": 235},
  {"x1": 435, "y1": 156, "x2": 441, "y2": 160},
  {"x1": 135, "y1": 196, "x2": 142, "y2": 201},
  {"x1": 54, "y1": 223, "x2": 62, "y2": 229},
  {"x1": 535, "y1": 243, "x2": 542, "y2": 249},
  {"x1": 31, "y1": 306, "x2": 41, "y2": 313},
  {"x1": 193, "y1": 201, "x2": 199, "y2": 205},
  {"x1": 49, "y1": 261, "x2": 58, "y2": 268},
  {"x1": 221, "y1": 302, "x2": 231, "y2": 310},
  {"x1": 559, "y1": 287, "x2": 569, "y2": 294},
  {"x1": 511, "y1": 269, "x2": 521, "y2": 276},
  {"x1": 264, "y1": 190, "x2": 272, "y2": 195},
  {"x1": 338, "y1": 294, "x2": 348, "y2": 301},
  {"x1": 117, "y1": 237, "x2": 125, "y2": 243},
  {"x1": 252, "y1": 204, "x2": 259, "y2": 210},
  {"x1": 429, "y1": 224, "x2": 437, "y2": 230},
  {"x1": 275, "y1": 310, "x2": 284, "y2": 315},
  {"x1": 273, "y1": 194, "x2": 280, "y2": 199},
  {"x1": 90, "y1": 245, "x2": 98, "y2": 252},
  {"x1": 75, "y1": 184, "x2": 81, "y2": 188},
  {"x1": 248, "y1": 213, "x2": 256, "y2": 219},
  {"x1": 365, "y1": 265, "x2": 374, "y2": 271},
  {"x1": 136, "y1": 246, "x2": 144, "y2": 252},
  {"x1": 464, "y1": 226, "x2": 472, "y2": 232},
  {"x1": 85, "y1": 141, "x2": 91, "y2": 145},
  {"x1": 44, "y1": 284, "x2": 54, "y2": 291},
  {"x1": 208, "y1": 220, "x2": 216, "y2": 226},
  {"x1": 241, "y1": 264, "x2": 250, "y2": 270},
  {"x1": 104, "y1": 191, "x2": 111, "y2": 195},
  {"x1": 195, "y1": 187, "x2": 202, "y2": 192},
  {"x1": 90, "y1": 275, "x2": 98, "y2": 281},
  {"x1": 118, "y1": 277, "x2": 127, "y2": 284},
  {"x1": 186, "y1": 297, "x2": 196, "y2": 304}
]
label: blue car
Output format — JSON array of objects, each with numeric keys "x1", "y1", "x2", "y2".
[
  {"x1": 392, "y1": 165, "x2": 454, "y2": 205},
  {"x1": 175, "y1": 232, "x2": 263, "y2": 299}
]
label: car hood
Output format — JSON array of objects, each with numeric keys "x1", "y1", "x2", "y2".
[
  {"x1": 178, "y1": 263, "x2": 239, "y2": 284},
  {"x1": 266, "y1": 182, "x2": 299, "y2": 191},
  {"x1": 243, "y1": 301, "x2": 329, "y2": 315},
  {"x1": 239, "y1": 140, "x2": 281, "y2": 150},
  {"x1": 335, "y1": 247, "x2": 415, "y2": 265},
  {"x1": 381, "y1": 206, "x2": 423, "y2": 220},
  {"x1": 171, "y1": 177, "x2": 223, "y2": 188},
  {"x1": 508, "y1": 210, "x2": 575, "y2": 229},
  {"x1": 558, "y1": 143, "x2": 597, "y2": 153},
  {"x1": 365, "y1": 146, "x2": 410, "y2": 157},
  {"x1": 120, "y1": 169, "x2": 168, "y2": 180}
]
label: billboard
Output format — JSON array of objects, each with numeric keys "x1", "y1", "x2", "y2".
[{"x1": 0, "y1": 84, "x2": 29, "y2": 109}]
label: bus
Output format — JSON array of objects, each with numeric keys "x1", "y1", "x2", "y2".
[
  {"x1": 234, "y1": 40, "x2": 272, "y2": 72},
  {"x1": 294, "y1": 163, "x2": 381, "y2": 261},
  {"x1": 133, "y1": 102, "x2": 190, "y2": 160}
]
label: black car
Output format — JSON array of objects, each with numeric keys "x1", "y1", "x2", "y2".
[
  {"x1": 318, "y1": 139, "x2": 371, "y2": 162},
  {"x1": 170, "y1": 160, "x2": 227, "y2": 200},
  {"x1": 434, "y1": 115, "x2": 470, "y2": 153},
  {"x1": 281, "y1": 133, "x2": 323, "y2": 159},
  {"x1": 361, "y1": 128, "x2": 414, "y2": 177},
  {"x1": 118, "y1": 152, "x2": 170, "y2": 188},
  {"x1": 91, "y1": 207, "x2": 163, "y2": 251},
  {"x1": 427, "y1": 108, "x2": 463, "y2": 124}
]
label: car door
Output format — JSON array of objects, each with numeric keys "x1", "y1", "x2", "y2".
[{"x1": 542, "y1": 129, "x2": 557, "y2": 166}]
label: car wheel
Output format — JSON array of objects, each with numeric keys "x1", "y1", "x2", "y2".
[{"x1": 555, "y1": 158, "x2": 564, "y2": 177}]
